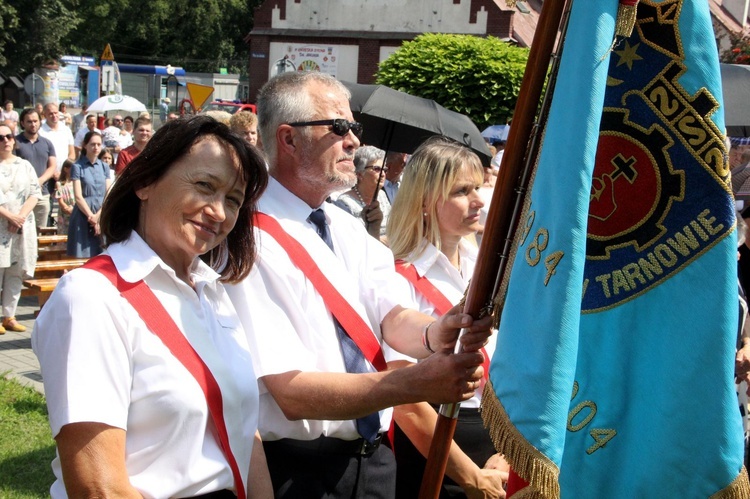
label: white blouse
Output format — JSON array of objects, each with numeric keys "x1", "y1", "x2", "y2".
[{"x1": 32, "y1": 233, "x2": 259, "y2": 498}]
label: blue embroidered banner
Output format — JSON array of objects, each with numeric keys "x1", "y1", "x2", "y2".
[{"x1": 483, "y1": 0, "x2": 746, "y2": 496}]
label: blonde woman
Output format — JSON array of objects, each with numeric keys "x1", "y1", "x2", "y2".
[{"x1": 387, "y1": 136, "x2": 507, "y2": 498}]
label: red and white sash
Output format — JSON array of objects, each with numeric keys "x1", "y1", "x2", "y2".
[
  {"x1": 394, "y1": 260, "x2": 489, "y2": 381},
  {"x1": 253, "y1": 212, "x2": 387, "y2": 371},
  {"x1": 83, "y1": 255, "x2": 246, "y2": 499}
]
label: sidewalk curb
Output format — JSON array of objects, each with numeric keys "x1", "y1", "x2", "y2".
[{"x1": 0, "y1": 296, "x2": 44, "y2": 394}]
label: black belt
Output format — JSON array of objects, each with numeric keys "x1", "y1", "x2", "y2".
[
  {"x1": 265, "y1": 433, "x2": 383, "y2": 457},
  {"x1": 192, "y1": 490, "x2": 236, "y2": 498}
]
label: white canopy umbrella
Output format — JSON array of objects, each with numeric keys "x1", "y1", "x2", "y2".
[{"x1": 87, "y1": 94, "x2": 147, "y2": 113}]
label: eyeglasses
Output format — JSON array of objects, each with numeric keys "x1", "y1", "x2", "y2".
[
  {"x1": 0, "y1": 134, "x2": 13, "y2": 142},
  {"x1": 365, "y1": 165, "x2": 389, "y2": 173},
  {"x1": 288, "y1": 119, "x2": 363, "y2": 140}
]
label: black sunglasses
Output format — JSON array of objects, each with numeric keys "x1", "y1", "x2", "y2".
[
  {"x1": 288, "y1": 119, "x2": 363, "y2": 140},
  {"x1": 0, "y1": 134, "x2": 13, "y2": 142}
]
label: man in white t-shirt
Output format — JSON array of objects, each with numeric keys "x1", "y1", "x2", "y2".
[
  {"x1": 74, "y1": 114, "x2": 102, "y2": 156},
  {"x1": 40, "y1": 103, "x2": 75, "y2": 226},
  {"x1": 40, "y1": 103, "x2": 75, "y2": 168}
]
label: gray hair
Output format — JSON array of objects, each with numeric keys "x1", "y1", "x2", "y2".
[
  {"x1": 354, "y1": 145, "x2": 386, "y2": 173},
  {"x1": 257, "y1": 71, "x2": 351, "y2": 166}
]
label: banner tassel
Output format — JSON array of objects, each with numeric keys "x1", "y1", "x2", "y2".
[{"x1": 602, "y1": 0, "x2": 640, "y2": 59}]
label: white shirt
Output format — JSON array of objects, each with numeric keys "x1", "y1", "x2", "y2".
[
  {"x1": 73, "y1": 126, "x2": 101, "y2": 148},
  {"x1": 383, "y1": 179, "x2": 400, "y2": 203},
  {"x1": 491, "y1": 149, "x2": 504, "y2": 171},
  {"x1": 39, "y1": 123, "x2": 74, "y2": 171},
  {"x1": 389, "y1": 239, "x2": 497, "y2": 409},
  {"x1": 227, "y1": 177, "x2": 415, "y2": 441},
  {"x1": 32, "y1": 233, "x2": 258, "y2": 498},
  {"x1": 101, "y1": 126, "x2": 132, "y2": 162}
]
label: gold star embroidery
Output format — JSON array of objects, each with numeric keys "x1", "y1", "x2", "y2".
[{"x1": 615, "y1": 41, "x2": 643, "y2": 70}]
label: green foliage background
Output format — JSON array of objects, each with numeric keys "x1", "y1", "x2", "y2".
[
  {"x1": 0, "y1": 377, "x2": 55, "y2": 498},
  {"x1": 0, "y1": 0, "x2": 264, "y2": 75},
  {"x1": 377, "y1": 33, "x2": 529, "y2": 128}
]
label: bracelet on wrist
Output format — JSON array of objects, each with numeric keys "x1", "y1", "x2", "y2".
[{"x1": 422, "y1": 321, "x2": 437, "y2": 354}]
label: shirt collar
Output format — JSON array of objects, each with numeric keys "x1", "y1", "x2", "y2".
[
  {"x1": 260, "y1": 176, "x2": 330, "y2": 225},
  {"x1": 76, "y1": 156, "x2": 100, "y2": 167},
  {"x1": 107, "y1": 231, "x2": 220, "y2": 285},
  {"x1": 408, "y1": 238, "x2": 478, "y2": 279}
]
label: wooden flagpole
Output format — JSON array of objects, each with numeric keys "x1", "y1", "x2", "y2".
[{"x1": 418, "y1": 0, "x2": 570, "y2": 497}]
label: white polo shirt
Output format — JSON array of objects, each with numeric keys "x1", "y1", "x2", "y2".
[
  {"x1": 32, "y1": 232, "x2": 259, "y2": 498},
  {"x1": 40, "y1": 123, "x2": 74, "y2": 171},
  {"x1": 227, "y1": 177, "x2": 416, "y2": 442}
]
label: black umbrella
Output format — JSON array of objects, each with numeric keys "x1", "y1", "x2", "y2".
[
  {"x1": 720, "y1": 63, "x2": 750, "y2": 137},
  {"x1": 342, "y1": 81, "x2": 492, "y2": 166}
]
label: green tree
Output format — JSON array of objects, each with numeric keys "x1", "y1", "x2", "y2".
[
  {"x1": 63, "y1": 0, "x2": 262, "y2": 74},
  {"x1": 376, "y1": 33, "x2": 529, "y2": 128},
  {"x1": 0, "y1": 3, "x2": 20, "y2": 68},
  {"x1": 1, "y1": 0, "x2": 263, "y2": 76},
  {"x1": 1, "y1": 0, "x2": 79, "y2": 74}
]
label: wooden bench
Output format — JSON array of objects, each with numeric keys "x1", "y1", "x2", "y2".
[
  {"x1": 23, "y1": 278, "x2": 59, "y2": 310},
  {"x1": 37, "y1": 226, "x2": 58, "y2": 236},
  {"x1": 23, "y1": 258, "x2": 88, "y2": 311},
  {"x1": 38, "y1": 235, "x2": 67, "y2": 247},
  {"x1": 37, "y1": 246, "x2": 67, "y2": 261},
  {"x1": 34, "y1": 258, "x2": 88, "y2": 278}
]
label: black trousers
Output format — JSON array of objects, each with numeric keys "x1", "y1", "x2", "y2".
[
  {"x1": 46, "y1": 178, "x2": 56, "y2": 226},
  {"x1": 394, "y1": 408, "x2": 496, "y2": 499},
  {"x1": 264, "y1": 436, "x2": 397, "y2": 499}
]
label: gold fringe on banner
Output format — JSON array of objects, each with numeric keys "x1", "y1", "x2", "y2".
[
  {"x1": 709, "y1": 467, "x2": 750, "y2": 499},
  {"x1": 481, "y1": 381, "x2": 560, "y2": 499},
  {"x1": 483, "y1": 380, "x2": 750, "y2": 498},
  {"x1": 615, "y1": 0, "x2": 639, "y2": 38}
]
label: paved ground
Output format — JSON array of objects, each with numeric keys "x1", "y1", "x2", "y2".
[{"x1": 0, "y1": 295, "x2": 45, "y2": 394}]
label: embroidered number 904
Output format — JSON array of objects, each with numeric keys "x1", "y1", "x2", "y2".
[{"x1": 568, "y1": 381, "x2": 617, "y2": 455}]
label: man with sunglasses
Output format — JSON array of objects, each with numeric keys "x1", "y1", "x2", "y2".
[{"x1": 227, "y1": 71, "x2": 492, "y2": 498}]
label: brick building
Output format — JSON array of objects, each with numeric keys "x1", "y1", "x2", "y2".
[
  {"x1": 244, "y1": 0, "x2": 748, "y2": 102},
  {"x1": 244, "y1": 0, "x2": 543, "y2": 100}
]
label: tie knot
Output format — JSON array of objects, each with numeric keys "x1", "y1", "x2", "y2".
[
  {"x1": 309, "y1": 209, "x2": 333, "y2": 250},
  {"x1": 309, "y1": 209, "x2": 327, "y2": 230}
]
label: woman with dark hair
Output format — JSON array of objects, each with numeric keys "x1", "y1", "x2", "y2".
[
  {"x1": 66, "y1": 131, "x2": 110, "y2": 257},
  {"x1": 387, "y1": 136, "x2": 508, "y2": 498},
  {"x1": 122, "y1": 115, "x2": 134, "y2": 135},
  {"x1": 33, "y1": 116, "x2": 272, "y2": 498}
]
